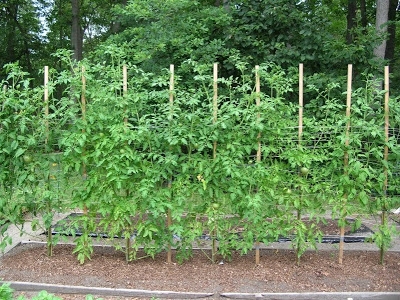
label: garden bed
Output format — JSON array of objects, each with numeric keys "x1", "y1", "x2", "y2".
[
  {"x1": 50, "y1": 213, "x2": 374, "y2": 243},
  {"x1": 1, "y1": 242, "x2": 400, "y2": 299}
]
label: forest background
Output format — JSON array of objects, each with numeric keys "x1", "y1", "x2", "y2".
[{"x1": 1, "y1": 0, "x2": 399, "y2": 90}]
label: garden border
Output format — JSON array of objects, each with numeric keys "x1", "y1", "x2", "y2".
[{"x1": 2, "y1": 281, "x2": 400, "y2": 299}]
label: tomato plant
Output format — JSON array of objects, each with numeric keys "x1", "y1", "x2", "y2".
[
  {"x1": 2, "y1": 57, "x2": 399, "y2": 266},
  {"x1": 0, "y1": 64, "x2": 68, "y2": 255}
]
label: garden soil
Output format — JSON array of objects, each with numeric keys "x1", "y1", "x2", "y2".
[{"x1": 1, "y1": 217, "x2": 399, "y2": 300}]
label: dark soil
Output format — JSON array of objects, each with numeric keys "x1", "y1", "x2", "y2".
[
  {"x1": 1, "y1": 217, "x2": 399, "y2": 299},
  {"x1": 1, "y1": 243, "x2": 400, "y2": 300}
]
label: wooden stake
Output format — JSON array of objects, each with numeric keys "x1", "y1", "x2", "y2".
[
  {"x1": 121, "y1": 64, "x2": 131, "y2": 262},
  {"x1": 170, "y1": 64, "x2": 174, "y2": 113},
  {"x1": 296, "y1": 63, "x2": 304, "y2": 266},
  {"x1": 81, "y1": 66, "x2": 88, "y2": 215},
  {"x1": 298, "y1": 63, "x2": 303, "y2": 143},
  {"x1": 381, "y1": 66, "x2": 390, "y2": 264},
  {"x1": 212, "y1": 63, "x2": 218, "y2": 263},
  {"x1": 255, "y1": 65, "x2": 261, "y2": 265},
  {"x1": 213, "y1": 63, "x2": 218, "y2": 159},
  {"x1": 81, "y1": 66, "x2": 86, "y2": 120},
  {"x1": 167, "y1": 64, "x2": 174, "y2": 264},
  {"x1": 339, "y1": 64, "x2": 352, "y2": 265},
  {"x1": 44, "y1": 66, "x2": 52, "y2": 257},
  {"x1": 256, "y1": 65, "x2": 261, "y2": 161},
  {"x1": 383, "y1": 65, "x2": 389, "y2": 190},
  {"x1": 44, "y1": 66, "x2": 49, "y2": 145},
  {"x1": 123, "y1": 64, "x2": 128, "y2": 126}
]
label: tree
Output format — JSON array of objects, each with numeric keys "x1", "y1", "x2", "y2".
[
  {"x1": 0, "y1": 0, "x2": 43, "y2": 82},
  {"x1": 44, "y1": 0, "x2": 126, "y2": 65},
  {"x1": 110, "y1": 0, "x2": 128, "y2": 34},
  {"x1": 346, "y1": 0, "x2": 357, "y2": 44},
  {"x1": 374, "y1": 0, "x2": 389, "y2": 61},
  {"x1": 384, "y1": 0, "x2": 398, "y2": 64},
  {"x1": 101, "y1": 0, "x2": 232, "y2": 73},
  {"x1": 69, "y1": 0, "x2": 131, "y2": 61},
  {"x1": 71, "y1": 0, "x2": 83, "y2": 61},
  {"x1": 346, "y1": 0, "x2": 369, "y2": 44},
  {"x1": 1, "y1": 0, "x2": 399, "y2": 96},
  {"x1": 45, "y1": 0, "x2": 72, "y2": 65},
  {"x1": 373, "y1": 0, "x2": 398, "y2": 62}
]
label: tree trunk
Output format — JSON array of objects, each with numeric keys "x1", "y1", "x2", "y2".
[
  {"x1": 374, "y1": 0, "x2": 390, "y2": 60},
  {"x1": 7, "y1": 3, "x2": 33, "y2": 76},
  {"x1": 215, "y1": 0, "x2": 230, "y2": 11},
  {"x1": 111, "y1": 0, "x2": 128, "y2": 34},
  {"x1": 71, "y1": 0, "x2": 83, "y2": 61},
  {"x1": 384, "y1": 0, "x2": 398, "y2": 65},
  {"x1": 5, "y1": 4, "x2": 18, "y2": 63},
  {"x1": 346, "y1": 0, "x2": 357, "y2": 44},
  {"x1": 360, "y1": 0, "x2": 367, "y2": 29}
]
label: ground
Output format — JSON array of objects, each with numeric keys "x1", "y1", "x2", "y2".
[
  {"x1": 0, "y1": 217, "x2": 399, "y2": 299},
  {"x1": 0, "y1": 242, "x2": 399, "y2": 300}
]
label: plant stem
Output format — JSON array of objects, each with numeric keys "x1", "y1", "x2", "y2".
[
  {"x1": 126, "y1": 235, "x2": 130, "y2": 263},
  {"x1": 380, "y1": 210, "x2": 386, "y2": 265},
  {"x1": 47, "y1": 225, "x2": 53, "y2": 257}
]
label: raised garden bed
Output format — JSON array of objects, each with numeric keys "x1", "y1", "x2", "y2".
[{"x1": 0, "y1": 242, "x2": 399, "y2": 299}]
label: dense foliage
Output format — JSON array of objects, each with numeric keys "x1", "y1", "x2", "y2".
[
  {"x1": 101, "y1": 0, "x2": 388, "y2": 83},
  {"x1": 1, "y1": 57, "x2": 399, "y2": 264},
  {"x1": 2, "y1": 1, "x2": 399, "y2": 93}
]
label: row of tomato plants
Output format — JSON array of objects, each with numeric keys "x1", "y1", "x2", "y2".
[{"x1": 1, "y1": 57, "x2": 399, "y2": 265}]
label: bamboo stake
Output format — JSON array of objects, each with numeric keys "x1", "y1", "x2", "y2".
[
  {"x1": 2, "y1": 85, "x2": 6, "y2": 113},
  {"x1": 298, "y1": 63, "x2": 303, "y2": 143},
  {"x1": 255, "y1": 65, "x2": 261, "y2": 164},
  {"x1": 296, "y1": 64, "x2": 304, "y2": 265},
  {"x1": 81, "y1": 66, "x2": 86, "y2": 123},
  {"x1": 122, "y1": 64, "x2": 131, "y2": 262},
  {"x1": 167, "y1": 64, "x2": 174, "y2": 264},
  {"x1": 255, "y1": 65, "x2": 261, "y2": 265},
  {"x1": 339, "y1": 64, "x2": 352, "y2": 265},
  {"x1": 1, "y1": 85, "x2": 5, "y2": 119},
  {"x1": 123, "y1": 64, "x2": 128, "y2": 126},
  {"x1": 212, "y1": 63, "x2": 218, "y2": 263},
  {"x1": 44, "y1": 66, "x2": 49, "y2": 144},
  {"x1": 213, "y1": 63, "x2": 218, "y2": 159},
  {"x1": 170, "y1": 64, "x2": 174, "y2": 118},
  {"x1": 81, "y1": 66, "x2": 88, "y2": 215},
  {"x1": 44, "y1": 66, "x2": 53, "y2": 257},
  {"x1": 381, "y1": 66, "x2": 390, "y2": 264}
]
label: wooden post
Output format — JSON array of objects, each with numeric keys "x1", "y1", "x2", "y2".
[
  {"x1": 44, "y1": 66, "x2": 49, "y2": 144},
  {"x1": 121, "y1": 64, "x2": 131, "y2": 262},
  {"x1": 169, "y1": 64, "x2": 174, "y2": 119},
  {"x1": 255, "y1": 65, "x2": 261, "y2": 163},
  {"x1": 213, "y1": 63, "x2": 218, "y2": 159},
  {"x1": 339, "y1": 64, "x2": 352, "y2": 265},
  {"x1": 44, "y1": 66, "x2": 52, "y2": 257},
  {"x1": 255, "y1": 65, "x2": 261, "y2": 265},
  {"x1": 123, "y1": 64, "x2": 128, "y2": 126},
  {"x1": 296, "y1": 63, "x2": 304, "y2": 266},
  {"x1": 383, "y1": 66, "x2": 389, "y2": 186},
  {"x1": 381, "y1": 65, "x2": 390, "y2": 264},
  {"x1": 167, "y1": 64, "x2": 174, "y2": 264},
  {"x1": 81, "y1": 66, "x2": 86, "y2": 122},
  {"x1": 212, "y1": 63, "x2": 218, "y2": 263},
  {"x1": 298, "y1": 64, "x2": 303, "y2": 143},
  {"x1": 81, "y1": 66, "x2": 88, "y2": 215}
]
